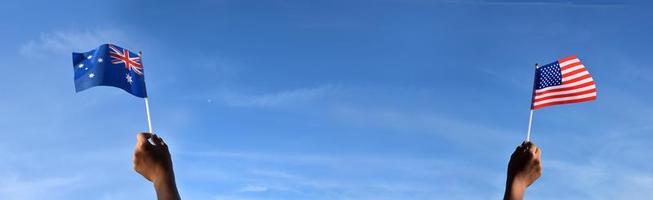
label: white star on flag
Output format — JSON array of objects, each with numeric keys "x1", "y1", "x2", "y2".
[
  {"x1": 98, "y1": 58, "x2": 103, "y2": 63},
  {"x1": 89, "y1": 73, "x2": 95, "y2": 78},
  {"x1": 78, "y1": 63, "x2": 84, "y2": 68},
  {"x1": 126, "y1": 74, "x2": 133, "y2": 84},
  {"x1": 87, "y1": 55, "x2": 92, "y2": 59}
]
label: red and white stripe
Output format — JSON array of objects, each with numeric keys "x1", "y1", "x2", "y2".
[{"x1": 531, "y1": 55, "x2": 597, "y2": 110}]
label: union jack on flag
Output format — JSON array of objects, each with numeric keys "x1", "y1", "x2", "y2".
[
  {"x1": 72, "y1": 44, "x2": 148, "y2": 98},
  {"x1": 531, "y1": 55, "x2": 597, "y2": 110},
  {"x1": 109, "y1": 44, "x2": 143, "y2": 75}
]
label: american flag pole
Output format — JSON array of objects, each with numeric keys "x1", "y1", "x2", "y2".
[
  {"x1": 526, "y1": 110, "x2": 533, "y2": 142},
  {"x1": 526, "y1": 63, "x2": 539, "y2": 142},
  {"x1": 140, "y1": 51, "x2": 153, "y2": 134}
]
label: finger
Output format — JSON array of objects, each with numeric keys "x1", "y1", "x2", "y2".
[
  {"x1": 136, "y1": 132, "x2": 154, "y2": 148},
  {"x1": 132, "y1": 152, "x2": 141, "y2": 166},
  {"x1": 528, "y1": 143, "x2": 538, "y2": 154},
  {"x1": 137, "y1": 132, "x2": 153, "y2": 143},
  {"x1": 524, "y1": 142, "x2": 537, "y2": 151},
  {"x1": 151, "y1": 134, "x2": 165, "y2": 146},
  {"x1": 160, "y1": 137, "x2": 168, "y2": 148},
  {"x1": 519, "y1": 143, "x2": 529, "y2": 153}
]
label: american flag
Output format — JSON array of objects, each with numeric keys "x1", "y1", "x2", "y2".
[{"x1": 531, "y1": 55, "x2": 597, "y2": 110}]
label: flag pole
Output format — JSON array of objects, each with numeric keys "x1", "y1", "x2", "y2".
[
  {"x1": 145, "y1": 97, "x2": 153, "y2": 133},
  {"x1": 140, "y1": 51, "x2": 153, "y2": 134},
  {"x1": 526, "y1": 63, "x2": 539, "y2": 142}
]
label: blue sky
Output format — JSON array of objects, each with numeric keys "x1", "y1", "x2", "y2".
[{"x1": 1, "y1": 0, "x2": 652, "y2": 199}]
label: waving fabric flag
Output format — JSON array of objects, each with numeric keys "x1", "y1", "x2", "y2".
[
  {"x1": 72, "y1": 44, "x2": 147, "y2": 98},
  {"x1": 531, "y1": 55, "x2": 596, "y2": 110}
]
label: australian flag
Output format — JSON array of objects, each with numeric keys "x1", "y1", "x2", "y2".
[{"x1": 72, "y1": 44, "x2": 147, "y2": 98}]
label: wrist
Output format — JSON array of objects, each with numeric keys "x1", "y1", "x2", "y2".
[
  {"x1": 153, "y1": 170, "x2": 180, "y2": 200},
  {"x1": 152, "y1": 167, "x2": 174, "y2": 184},
  {"x1": 504, "y1": 177, "x2": 526, "y2": 200},
  {"x1": 153, "y1": 171, "x2": 174, "y2": 186}
]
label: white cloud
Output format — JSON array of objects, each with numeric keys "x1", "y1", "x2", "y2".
[
  {"x1": 331, "y1": 106, "x2": 518, "y2": 145},
  {"x1": 543, "y1": 159, "x2": 653, "y2": 200},
  {"x1": 0, "y1": 175, "x2": 81, "y2": 200},
  {"x1": 213, "y1": 194, "x2": 252, "y2": 200},
  {"x1": 19, "y1": 29, "x2": 125, "y2": 57},
  {"x1": 237, "y1": 185, "x2": 269, "y2": 193},
  {"x1": 221, "y1": 85, "x2": 338, "y2": 107},
  {"x1": 178, "y1": 149, "x2": 505, "y2": 199}
]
